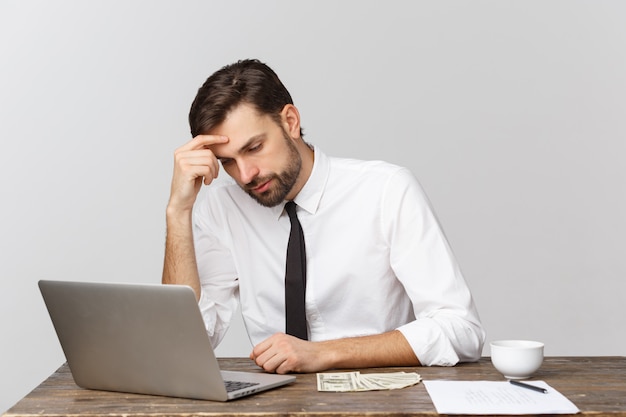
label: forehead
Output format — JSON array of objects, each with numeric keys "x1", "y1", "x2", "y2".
[{"x1": 209, "y1": 103, "x2": 277, "y2": 155}]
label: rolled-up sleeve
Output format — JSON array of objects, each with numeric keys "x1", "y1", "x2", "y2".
[{"x1": 384, "y1": 168, "x2": 485, "y2": 366}]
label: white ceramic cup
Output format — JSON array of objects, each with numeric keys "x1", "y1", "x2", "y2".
[{"x1": 490, "y1": 340, "x2": 544, "y2": 379}]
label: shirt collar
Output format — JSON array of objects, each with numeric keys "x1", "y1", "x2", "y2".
[{"x1": 278, "y1": 145, "x2": 329, "y2": 219}]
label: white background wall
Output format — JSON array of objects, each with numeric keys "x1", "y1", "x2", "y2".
[{"x1": 1, "y1": 0, "x2": 624, "y2": 412}]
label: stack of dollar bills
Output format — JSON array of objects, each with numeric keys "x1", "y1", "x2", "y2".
[{"x1": 317, "y1": 371, "x2": 422, "y2": 392}]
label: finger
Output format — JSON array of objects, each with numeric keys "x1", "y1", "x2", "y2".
[
  {"x1": 179, "y1": 153, "x2": 220, "y2": 173},
  {"x1": 274, "y1": 358, "x2": 293, "y2": 374},
  {"x1": 175, "y1": 151, "x2": 221, "y2": 179},
  {"x1": 251, "y1": 336, "x2": 285, "y2": 371},
  {"x1": 173, "y1": 135, "x2": 228, "y2": 154},
  {"x1": 250, "y1": 336, "x2": 274, "y2": 361},
  {"x1": 189, "y1": 134, "x2": 229, "y2": 150},
  {"x1": 257, "y1": 350, "x2": 286, "y2": 373}
]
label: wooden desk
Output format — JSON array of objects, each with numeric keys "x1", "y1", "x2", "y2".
[{"x1": 4, "y1": 357, "x2": 626, "y2": 416}]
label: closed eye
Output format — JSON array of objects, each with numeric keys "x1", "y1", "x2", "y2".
[{"x1": 247, "y1": 143, "x2": 263, "y2": 153}]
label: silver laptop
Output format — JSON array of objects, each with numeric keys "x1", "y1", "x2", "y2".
[{"x1": 38, "y1": 280, "x2": 295, "y2": 401}]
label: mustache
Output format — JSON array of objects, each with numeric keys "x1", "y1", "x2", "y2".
[{"x1": 245, "y1": 174, "x2": 277, "y2": 190}]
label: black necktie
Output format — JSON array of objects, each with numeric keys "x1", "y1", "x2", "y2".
[{"x1": 284, "y1": 201, "x2": 308, "y2": 340}]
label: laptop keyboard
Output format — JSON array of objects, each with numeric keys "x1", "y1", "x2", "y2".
[{"x1": 224, "y1": 380, "x2": 261, "y2": 392}]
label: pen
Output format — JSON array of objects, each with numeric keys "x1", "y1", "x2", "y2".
[{"x1": 509, "y1": 380, "x2": 548, "y2": 394}]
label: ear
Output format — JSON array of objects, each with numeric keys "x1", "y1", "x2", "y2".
[{"x1": 280, "y1": 104, "x2": 301, "y2": 139}]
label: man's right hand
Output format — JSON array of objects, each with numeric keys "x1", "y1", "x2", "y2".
[
  {"x1": 162, "y1": 135, "x2": 229, "y2": 298},
  {"x1": 167, "y1": 135, "x2": 229, "y2": 213}
]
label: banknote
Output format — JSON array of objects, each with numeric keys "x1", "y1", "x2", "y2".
[{"x1": 317, "y1": 371, "x2": 421, "y2": 392}]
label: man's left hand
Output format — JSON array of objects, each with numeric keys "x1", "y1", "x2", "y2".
[{"x1": 250, "y1": 332, "x2": 331, "y2": 374}]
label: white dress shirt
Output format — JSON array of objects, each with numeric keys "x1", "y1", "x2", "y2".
[{"x1": 193, "y1": 147, "x2": 485, "y2": 366}]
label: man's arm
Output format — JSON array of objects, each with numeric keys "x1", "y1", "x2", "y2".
[
  {"x1": 163, "y1": 206, "x2": 201, "y2": 298},
  {"x1": 250, "y1": 167, "x2": 484, "y2": 373},
  {"x1": 250, "y1": 330, "x2": 420, "y2": 374},
  {"x1": 162, "y1": 135, "x2": 228, "y2": 299}
]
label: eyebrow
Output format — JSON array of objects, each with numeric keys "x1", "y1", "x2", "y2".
[
  {"x1": 216, "y1": 133, "x2": 266, "y2": 162},
  {"x1": 237, "y1": 134, "x2": 265, "y2": 153}
]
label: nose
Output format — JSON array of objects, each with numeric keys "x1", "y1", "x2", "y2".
[{"x1": 238, "y1": 159, "x2": 260, "y2": 185}]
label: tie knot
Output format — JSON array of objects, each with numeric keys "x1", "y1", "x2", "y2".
[{"x1": 285, "y1": 201, "x2": 298, "y2": 220}]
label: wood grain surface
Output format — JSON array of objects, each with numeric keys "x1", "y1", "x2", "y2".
[{"x1": 4, "y1": 357, "x2": 626, "y2": 416}]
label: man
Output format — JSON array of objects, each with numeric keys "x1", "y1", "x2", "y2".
[{"x1": 163, "y1": 59, "x2": 485, "y2": 374}]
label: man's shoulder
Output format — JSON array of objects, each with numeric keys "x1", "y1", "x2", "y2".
[
  {"x1": 323, "y1": 154, "x2": 423, "y2": 204},
  {"x1": 328, "y1": 155, "x2": 411, "y2": 180}
]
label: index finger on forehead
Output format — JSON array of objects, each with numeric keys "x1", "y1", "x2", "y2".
[{"x1": 192, "y1": 134, "x2": 229, "y2": 149}]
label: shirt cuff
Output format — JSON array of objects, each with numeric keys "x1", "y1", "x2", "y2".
[
  {"x1": 198, "y1": 288, "x2": 234, "y2": 348},
  {"x1": 397, "y1": 319, "x2": 461, "y2": 366}
]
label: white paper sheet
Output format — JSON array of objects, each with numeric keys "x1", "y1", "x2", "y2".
[{"x1": 424, "y1": 380, "x2": 580, "y2": 415}]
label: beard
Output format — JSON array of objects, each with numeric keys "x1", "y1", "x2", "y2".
[{"x1": 242, "y1": 132, "x2": 302, "y2": 208}]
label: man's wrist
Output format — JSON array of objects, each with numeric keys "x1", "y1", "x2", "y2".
[
  {"x1": 166, "y1": 204, "x2": 193, "y2": 221},
  {"x1": 317, "y1": 339, "x2": 350, "y2": 370}
]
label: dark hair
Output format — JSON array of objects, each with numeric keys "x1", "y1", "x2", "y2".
[{"x1": 189, "y1": 59, "x2": 302, "y2": 138}]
